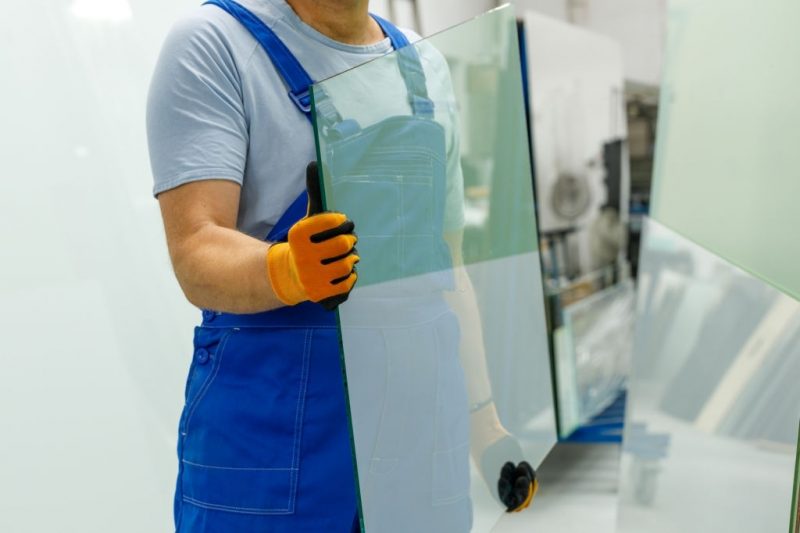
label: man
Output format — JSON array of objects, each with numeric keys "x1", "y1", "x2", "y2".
[
  {"x1": 148, "y1": 1, "x2": 388, "y2": 530},
  {"x1": 148, "y1": 1, "x2": 535, "y2": 531}
]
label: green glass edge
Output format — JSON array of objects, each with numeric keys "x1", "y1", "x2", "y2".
[
  {"x1": 309, "y1": 87, "x2": 365, "y2": 533},
  {"x1": 792, "y1": 421, "x2": 800, "y2": 533}
]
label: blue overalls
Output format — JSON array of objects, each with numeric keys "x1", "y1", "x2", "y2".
[{"x1": 174, "y1": 2, "x2": 427, "y2": 532}]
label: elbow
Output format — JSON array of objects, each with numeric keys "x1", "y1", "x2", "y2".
[
  {"x1": 168, "y1": 239, "x2": 213, "y2": 311},
  {"x1": 178, "y1": 280, "x2": 208, "y2": 311},
  {"x1": 172, "y1": 258, "x2": 207, "y2": 310}
]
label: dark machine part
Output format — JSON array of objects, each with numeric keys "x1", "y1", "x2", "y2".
[
  {"x1": 603, "y1": 139, "x2": 623, "y2": 211},
  {"x1": 625, "y1": 88, "x2": 659, "y2": 278}
]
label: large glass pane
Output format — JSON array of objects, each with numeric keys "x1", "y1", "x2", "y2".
[
  {"x1": 0, "y1": 2, "x2": 198, "y2": 531},
  {"x1": 617, "y1": 218, "x2": 800, "y2": 532},
  {"x1": 311, "y1": 5, "x2": 556, "y2": 531},
  {"x1": 651, "y1": 0, "x2": 800, "y2": 300}
]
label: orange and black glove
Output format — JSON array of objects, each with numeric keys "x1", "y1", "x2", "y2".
[
  {"x1": 498, "y1": 458, "x2": 538, "y2": 513},
  {"x1": 267, "y1": 162, "x2": 359, "y2": 310},
  {"x1": 473, "y1": 401, "x2": 539, "y2": 513}
]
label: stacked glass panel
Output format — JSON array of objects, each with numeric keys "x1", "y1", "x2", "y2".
[
  {"x1": 649, "y1": 0, "x2": 800, "y2": 301},
  {"x1": 617, "y1": 219, "x2": 800, "y2": 532},
  {"x1": 618, "y1": 0, "x2": 800, "y2": 529}
]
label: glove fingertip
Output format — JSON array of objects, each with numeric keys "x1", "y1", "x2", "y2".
[
  {"x1": 306, "y1": 161, "x2": 324, "y2": 216},
  {"x1": 500, "y1": 462, "x2": 516, "y2": 478}
]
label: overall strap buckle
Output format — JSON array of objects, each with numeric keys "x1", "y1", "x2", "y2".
[{"x1": 289, "y1": 89, "x2": 312, "y2": 115}]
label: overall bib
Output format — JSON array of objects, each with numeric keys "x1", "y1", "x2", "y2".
[{"x1": 174, "y1": 2, "x2": 432, "y2": 531}]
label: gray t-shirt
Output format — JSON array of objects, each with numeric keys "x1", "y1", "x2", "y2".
[{"x1": 147, "y1": 0, "x2": 463, "y2": 239}]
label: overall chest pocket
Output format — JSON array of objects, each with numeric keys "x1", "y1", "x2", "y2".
[{"x1": 179, "y1": 327, "x2": 312, "y2": 515}]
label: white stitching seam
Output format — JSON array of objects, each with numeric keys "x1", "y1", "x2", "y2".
[
  {"x1": 182, "y1": 496, "x2": 291, "y2": 515},
  {"x1": 181, "y1": 459, "x2": 297, "y2": 472},
  {"x1": 286, "y1": 328, "x2": 312, "y2": 514},
  {"x1": 431, "y1": 316, "x2": 470, "y2": 506},
  {"x1": 182, "y1": 330, "x2": 234, "y2": 436}
]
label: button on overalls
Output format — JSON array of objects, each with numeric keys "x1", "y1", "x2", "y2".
[{"x1": 174, "y1": 2, "x2": 434, "y2": 531}]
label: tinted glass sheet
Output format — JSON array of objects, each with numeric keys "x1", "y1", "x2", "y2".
[
  {"x1": 556, "y1": 280, "x2": 634, "y2": 438},
  {"x1": 617, "y1": 218, "x2": 800, "y2": 533},
  {"x1": 0, "y1": 2, "x2": 198, "y2": 531},
  {"x1": 651, "y1": 0, "x2": 800, "y2": 300},
  {"x1": 311, "y1": 6, "x2": 557, "y2": 531}
]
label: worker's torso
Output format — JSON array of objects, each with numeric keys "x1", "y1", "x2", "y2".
[{"x1": 188, "y1": 0, "x2": 415, "y2": 238}]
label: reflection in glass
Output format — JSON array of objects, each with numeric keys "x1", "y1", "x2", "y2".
[
  {"x1": 311, "y1": 6, "x2": 556, "y2": 531},
  {"x1": 617, "y1": 218, "x2": 800, "y2": 533},
  {"x1": 555, "y1": 280, "x2": 634, "y2": 438}
]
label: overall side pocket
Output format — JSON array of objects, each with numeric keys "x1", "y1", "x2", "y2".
[
  {"x1": 180, "y1": 327, "x2": 313, "y2": 515},
  {"x1": 180, "y1": 327, "x2": 233, "y2": 436}
]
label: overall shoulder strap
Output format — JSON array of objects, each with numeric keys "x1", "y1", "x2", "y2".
[
  {"x1": 370, "y1": 15, "x2": 435, "y2": 119},
  {"x1": 204, "y1": 0, "x2": 316, "y2": 121},
  {"x1": 204, "y1": 0, "x2": 313, "y2": 238},
  {"x1": 370, "y1": 14, "x2": 410, "y2": 48}
]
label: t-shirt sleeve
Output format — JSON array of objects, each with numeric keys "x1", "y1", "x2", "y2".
[
  {"x1": 146, "y1": 13, "x2": 249, "y2": 197},
  {"x1": 442, "y1": 99, "x2": 466, "y2": 234},
  {"x1": 404, "y1": 30, "x2": 465, "y2": 233}
]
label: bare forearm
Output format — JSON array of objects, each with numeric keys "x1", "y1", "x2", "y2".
[
  {"x1": 445, "y1": 267, "x2": 493, "y2": 405},
  {"x1": 171, "y1": 223, "x2": 284, "y2": 314},
  {"x1": 442, "y1": 232, "x2": 494, "y2": 404}
]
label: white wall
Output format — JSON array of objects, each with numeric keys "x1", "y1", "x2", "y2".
[
  {"x1": 370, "y1": 0, "x2": 391, "y2": 18},
  {"x1": 0, "y1": 2, "x2": 199, "y2": 531},
  {"x1": 515, "y1": 0, "x2": 569, "y2": 20},
  {"x1": 581, "y1": 0, "x2": 666, "y2": 86},
  {"x1": 412, "y1": 0, "x2": 665, "y2": 85},
  {"x1": 416, "y1": 0, "x2": 497, "y2": 35}
]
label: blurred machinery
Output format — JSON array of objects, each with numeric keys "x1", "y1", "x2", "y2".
[
  {"x1": 523, "y1": 12, "x2": 628, "y2": 284},
  {"x1": 520, "y1": 12, "x2": 648, "y2": 439}
]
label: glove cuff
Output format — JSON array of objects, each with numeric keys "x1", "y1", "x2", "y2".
[{"x1": 267, "y1": 242, "x2": 308, "y2": 306}]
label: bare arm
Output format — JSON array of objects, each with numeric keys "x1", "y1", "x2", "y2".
[
  {"x1": 158, "y1": 179, "x2": 285, "y2": 314},
  {"x1": 443, "y1": 232, "x2": 509, "y2": 454},
  {"x1": 443, "y1": 231, "x2": 493, "y2": 405}
]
